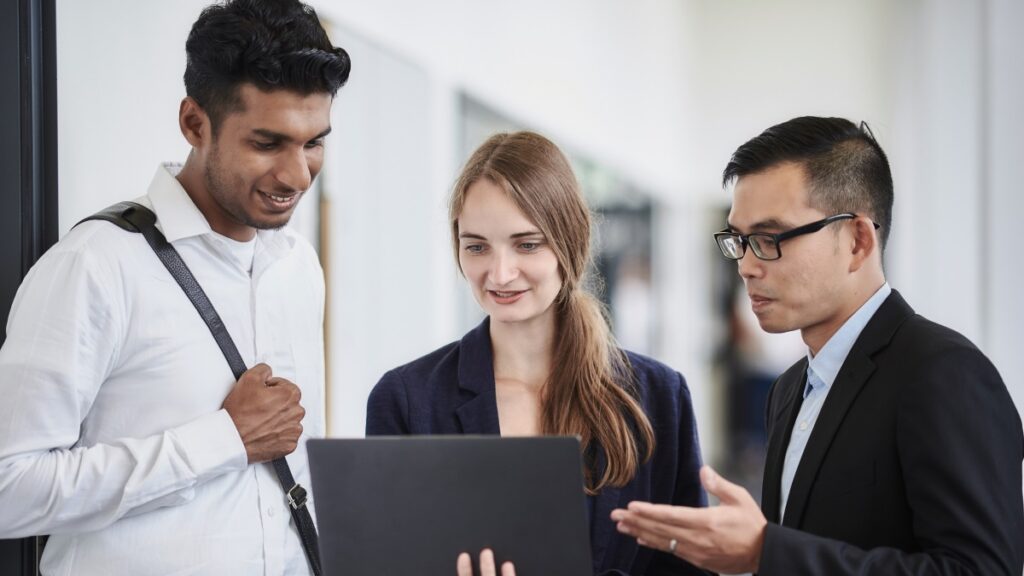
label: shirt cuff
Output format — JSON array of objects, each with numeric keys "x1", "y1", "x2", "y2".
[{"x1": 171, "y1": 409, "x2": 248, "y2": 481}]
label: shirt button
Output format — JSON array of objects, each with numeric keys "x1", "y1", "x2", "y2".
[
  {"x1": 268, "y1": 507, "x2": 276, "y2": 517},
  {"x1": 799, "y1": 421, "x2": 808, "y2": 431}
]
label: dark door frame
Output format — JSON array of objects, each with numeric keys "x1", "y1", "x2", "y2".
[{"x1": 1, "y1": 0, "x2": 58, "y2": 574}]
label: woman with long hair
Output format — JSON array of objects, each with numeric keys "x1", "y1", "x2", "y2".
[{"x1": 367, "y1": 131, "x2": 706, "y2": 575}]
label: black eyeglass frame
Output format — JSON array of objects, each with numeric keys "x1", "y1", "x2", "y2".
[{"x1": 714, "y1": 213, "x2": 880, "y2": 261}]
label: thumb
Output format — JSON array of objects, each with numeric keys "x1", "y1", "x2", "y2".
[{"x1": 701, "y1": 465, "x2": 745, "y2": 505}]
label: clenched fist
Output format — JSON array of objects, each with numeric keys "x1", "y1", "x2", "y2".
[{"x1": 222, "y1": 363, "x2": 306, "y2": 464}]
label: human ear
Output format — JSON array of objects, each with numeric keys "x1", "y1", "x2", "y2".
[
  {"x1": 848, "y1": 216, "x2": 878, "y2": 272},
  {"x1": 178, "y1": 97, "x2": 210, "y2": 148}
]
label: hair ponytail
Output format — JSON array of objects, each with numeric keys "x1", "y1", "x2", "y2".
[{"x1": 546, "y1": 290, "x2": 654, "y2": 494}]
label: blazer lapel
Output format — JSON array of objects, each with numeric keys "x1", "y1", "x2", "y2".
[
  {"x1": 781, "y1": 291, "x2": 914, "y2": 528},
  {"x1": 761, "y1": 361, "x2": 807, "y2": 524},
  {"x1": 454, "y1": 318, "x2": 502, "y2": 435}
]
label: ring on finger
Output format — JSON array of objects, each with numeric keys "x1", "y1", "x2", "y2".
[{"x1": 668, "y1": 538, "x2": 678, "y2": 553}]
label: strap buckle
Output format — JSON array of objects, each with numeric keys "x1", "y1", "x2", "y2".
[{"x1": 287, "y1": 484, "x2": 309, "y2": 510}]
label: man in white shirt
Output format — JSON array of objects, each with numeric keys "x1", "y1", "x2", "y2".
[
  {"x1": 611, "y1": 116, "x2": 1023, "y2": 575},
  {"x1": 0, "y1": 1, "x2": 350, "y2": 574}
]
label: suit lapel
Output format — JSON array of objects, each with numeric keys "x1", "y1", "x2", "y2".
[
  {"x1": 454, "y1": 318, "x2": 502, "y2": 435},
  {"x1": 761, "y1": 361, "x2": 807, "y2": 523},
  {"x1": 781, "y1": 291, "x2": 914, "y2": 528}
]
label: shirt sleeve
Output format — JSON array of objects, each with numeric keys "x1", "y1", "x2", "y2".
[{"x1": 0, "y1": 245, "x2": 248, "y2": 538}]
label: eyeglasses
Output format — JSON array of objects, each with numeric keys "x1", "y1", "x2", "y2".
[{"x1": 714, "y1": 213, "x2": 879, "y2": 261}]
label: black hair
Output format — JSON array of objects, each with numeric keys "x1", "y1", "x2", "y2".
[
  {"x1": 184, "y1": 0, "x2": 351, "y2": 132},
  {"x1": 722, "y1": 116, "x2": 894, "y2": 249}
]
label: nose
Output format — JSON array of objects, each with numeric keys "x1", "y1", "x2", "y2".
[
  {"x1": 488, "y1": 249, "x2": 519, "y2": 286},
  {"x1": 737, "y1": 249, "x2": 764, "y2": 280},
  {"x1": 275, "y1": 147, "x2": 313, "y2": 192}
]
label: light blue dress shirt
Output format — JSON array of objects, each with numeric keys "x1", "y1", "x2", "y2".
[{"x1": 779, "y1": 283, "x2": 892, "y2": 521}]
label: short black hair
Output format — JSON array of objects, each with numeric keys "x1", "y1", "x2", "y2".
[
  {"x1": 184, "y1": 0, "x2": 351, "y2": 133},
  {"x1": 722, "y1": 116, "x2": 894, "y2": 249}
]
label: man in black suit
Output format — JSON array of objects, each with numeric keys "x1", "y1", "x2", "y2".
[{"x1": 612, "y1": 116, "x2": 1024, "y2": 575}]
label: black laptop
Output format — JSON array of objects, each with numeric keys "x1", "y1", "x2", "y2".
[{"x1": 307, "y1": 436, "x2": 593, "y2": 576}]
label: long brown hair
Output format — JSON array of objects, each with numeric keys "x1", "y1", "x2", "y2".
[{"x1": 449, "y1": 131, "x2": 655, "y2": 494}]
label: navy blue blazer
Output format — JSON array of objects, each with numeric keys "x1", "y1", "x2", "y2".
[{"x1": 366, "y1": 318, "x2": 708, "y2": 576}]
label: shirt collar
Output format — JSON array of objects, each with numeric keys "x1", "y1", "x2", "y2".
[
  {"x1": 805, "y1": 282, "x2": 892, "y2": 394},
  {"x1": 146, "y1": 163, "x2": 213, "y2": 243},
  {"x1": 146, "y1": 163, "x2": 296, "y2": 254}
]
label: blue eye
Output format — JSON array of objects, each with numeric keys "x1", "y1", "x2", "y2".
[
  {"x1": 519, "y1": 242, "x2": 538, "y2": 251},
  {"x1": 464, "y1": 244, "x2": 485, "y2": 254}
]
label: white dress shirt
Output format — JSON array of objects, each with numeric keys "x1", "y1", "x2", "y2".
[
  {"x1": 779, "y1": 283, "x2": 891, "y2": 520},
  {"x1": 0, "y1": 164, "x2": 325, "y2": 575}
]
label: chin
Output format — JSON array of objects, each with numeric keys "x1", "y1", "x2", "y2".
[
  {"x1": 488, "y1": 309, "x2": 540, "y2": 325},
  {"x1": 251, "y1": 212, "x2": 294, "y2": 230},
  {"x1": 755, "y1": 315, "x2": 788, "y2": 334}
]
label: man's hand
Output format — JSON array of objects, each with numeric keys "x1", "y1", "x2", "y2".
[
  {"x1": 222, "y1": 363, "x2": 305, "y2": 464},
  {"x1": 457, "y1": 549, "x2": 515, "y2": 576},
  {"x1": 611, "y1": 465, "x2": 767, "y2": 575}
]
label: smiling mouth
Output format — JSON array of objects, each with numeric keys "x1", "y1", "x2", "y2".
[
  {"x1": 490, "y1": 290, "x2": 526, "y2": 298},
  {"x1": 259, "y1": 190, "x2": 300, "y2": 205}
]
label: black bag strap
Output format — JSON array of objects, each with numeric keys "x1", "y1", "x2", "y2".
[{"x1": 79, "y1": 201, "x2": 323, "y2": 576}]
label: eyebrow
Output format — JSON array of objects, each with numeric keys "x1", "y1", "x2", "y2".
[
  {"x1": 251, "y1": 126, "x2": 333, "y2": 142},
  {"x1": 459, "y1": 230, "x2": 544, "y2": 241},
  {"x1": 726, "y1": 218, "x2": 791, "y2": 233},
  {"x1": 510, "y1": 231, "x2": 543, "y2": 239}
]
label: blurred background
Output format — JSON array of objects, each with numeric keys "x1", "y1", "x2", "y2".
[{"x1": 53, "y1": 0, "x2": 1023, "y2": 501}]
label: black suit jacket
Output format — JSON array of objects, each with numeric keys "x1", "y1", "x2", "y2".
[
  {"x1": 366, "y1": 317, "x2": 708, "y2": 576},
  {"x1": 759, "y1": 290, "x2": 1024, "y2": 575}
]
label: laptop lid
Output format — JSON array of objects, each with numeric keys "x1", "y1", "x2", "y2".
[{"x1": 307, "y1": 436, "x2": 593, "y2": 576}]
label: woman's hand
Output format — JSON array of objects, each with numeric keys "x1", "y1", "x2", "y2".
[{"x1": 456, "y1": 548, "x2": 516, "y2": 576}]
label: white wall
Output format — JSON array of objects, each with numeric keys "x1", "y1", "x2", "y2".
[
  {"x1": 885, "y1": 0, "x2": 1023, "y2": 422},
  {"x1": 320, "y1": 27, "x2": 456, "y2": 436},
  {"x1": 56, "y1": 1, "x2": 200, "y2": 229},
  {"x1": 317, "y1": 0, "x2": 694, "y2": 197},
  {"x1": 984, "y1": 0, "x2": 1024, "y2": 425},
  {"x1": 679, "y1": 0, "x2": 899, "y2": 200}
]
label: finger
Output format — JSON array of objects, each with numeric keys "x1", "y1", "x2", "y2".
[
  {"x1": 616, "y1": 510, "x2": 680, "y2": 544},
  {"x1": 479, "y1": 548, "x2": 497, "y2": 576},
  {"x1": 625, "y1": 501, "x2": 708, "y2": 527},
  {"x1": 456, "y1": 552, "x2": 472, "y2": 576},
  {"x1": 265, "y1": 377, "x2": 292, "y2": 389},
  {"x1": 268, "y1": 379, "x2": 302, "y2": 401},
  {"x1": 501, "y1": 561, "x2": 516, "y2": 576},
  {"x1": 634, "y1": 528, "x2": 700, "y2": 560},
  {"x1": 636, "y1": 535, "x2": 678, "y2": 555},
  {"x1": 700, "y1": 465, "x2": 748, "y2": 505},
  {"x1": 249, "y1": 363, "x2": 273, "y2": 381}
]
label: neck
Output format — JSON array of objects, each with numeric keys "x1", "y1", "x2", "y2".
[
  {"x1": 489, "y1": 311, "x2": 556, "y2": 388},
  {"x1": 802, "y1": 274, "x2": 886, "y2": 356},
  {"x1": 175, "y1": 153, "x2": 256, "y2": 241}
]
